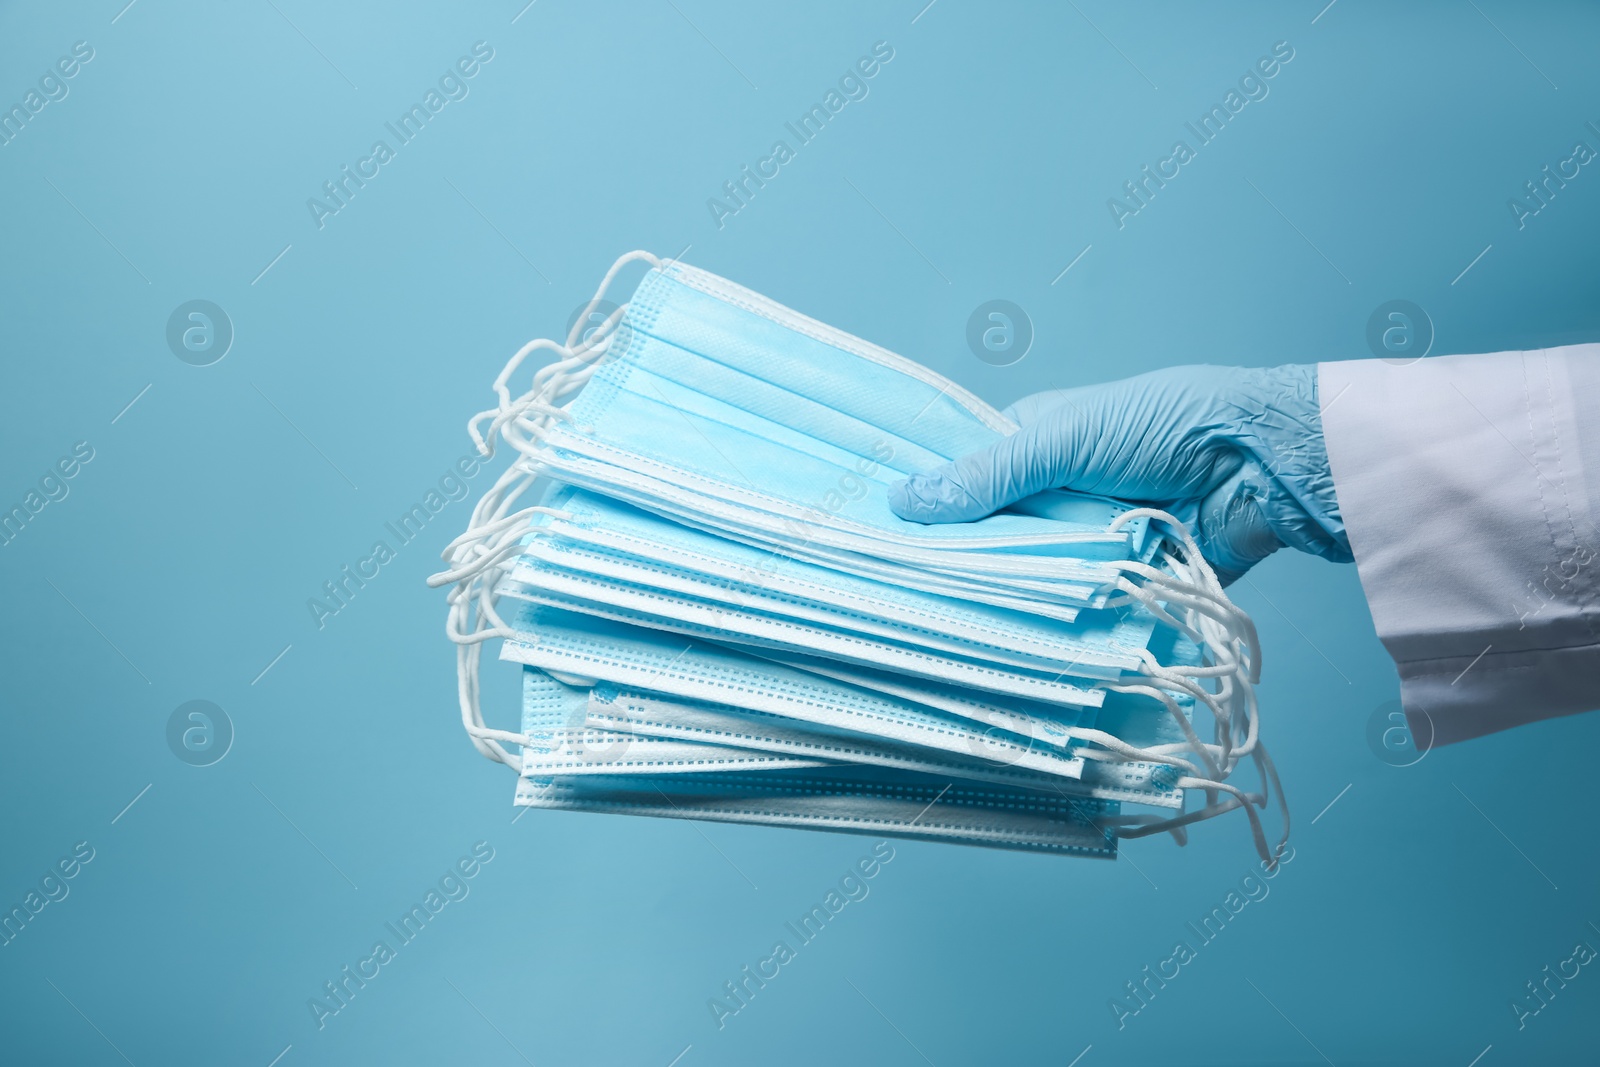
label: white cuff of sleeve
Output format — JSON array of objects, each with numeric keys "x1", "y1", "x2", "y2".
[{"x1": 1319, "y1": 346, "x2": 1600, "y2": 745}]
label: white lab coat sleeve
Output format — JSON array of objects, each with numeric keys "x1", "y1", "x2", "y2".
[{"x1": 1318, "y1": 346, "x2": 1600, "y2": 745}]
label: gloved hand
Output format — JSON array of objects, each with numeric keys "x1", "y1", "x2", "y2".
[{"x1": 887, "y1": 364, "x2": 1352, "y2": 584}]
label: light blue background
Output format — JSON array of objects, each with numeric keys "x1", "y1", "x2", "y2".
[{"x1": 3, "y1": 2, "x2": 1597, "y2": 1064}]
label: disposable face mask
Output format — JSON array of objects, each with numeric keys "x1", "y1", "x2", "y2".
[
  {"x1": 530, "y1": 486, "x2": 1111, "y2": 639},
  {"x1": 585, "y1": 681, "x2": 1185, "y2": 808},
  {"x1": 541, "y1": 451, "x2": 1137, "y2": 601},
  {"x1": 516, "y1": 265, "x2": 1159, "y2": 602},
  {"x1": 433, "y1": 252, "x2": 1285, "y2": 864},
  {"x1": 499, "y1": 578, "x2": 1122, "y2": 706},
  {"x1": 521, "y1": 665, "x2": 826, "y2": 776},
  {"x1": 503, "y1": 603, "x2": 1093, "y2": 781},
  {"x1": 738, "y1": 647, "x2": 1188, "y2": 809},
  {"x1": 747, "y1": 649, "x2": 1188, "y2": 780},
  {"x1": 584, "y1": 499, "x2": 1108, "y2": 621},
  {"x1": 501, "y1": 495, "x2": 1157, "y2": 699},
  {"x1": 498, "y1": 546, "x2": 1140, "y2": 678},
  {"x1": 523, "y1": 661, "x2": 1180, "y2": 806},
  {"x1": 521, "y1": 656, "x2": 1124, "y2": 852},
  {"x1": 515, "y1": 769, "x2": 1121, "y2": 857},
  {"x1": 539, "y1": 277, "x2": 1152, "y2": 561}
]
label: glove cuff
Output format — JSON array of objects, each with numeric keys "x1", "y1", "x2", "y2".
[{"x1": 1232, "y1": 364, "x2": 1353, "y2": 564}]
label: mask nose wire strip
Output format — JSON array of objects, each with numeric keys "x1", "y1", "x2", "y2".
[{"x1": 431, "y1": 253, "x2": 1287, "y2": 860}]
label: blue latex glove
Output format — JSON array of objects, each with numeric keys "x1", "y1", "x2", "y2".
[{"x1": 887, "y1": 364, "x2": 1352, "y2": 584}]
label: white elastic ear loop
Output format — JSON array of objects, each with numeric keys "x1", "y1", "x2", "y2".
[
  {"x1": 1111, "y1": 556, "x2": 1254, "y2": 664},
  {"x1": 1112, "y1": 512, "x2": 1257, "y2": 739},
  {"x1": 431, "y1": 250, "x2": 662, "y2": 771},
  {"x1": 1120, "y1": 748, "x2": 1286, "y2": 869},
  {"x1": 569, "y1": 251, "x2": 661, "y2": 349},
  {"x1": 447, "y1": 595, "x2": 519, "y2": 767},
  {"x1": 1102, "y1": 506, "x2": 1283, "y2": 860},
  {"x1": 1112, "y1": 506, "x2": 1262, "y2": 662},
  {"x1": 429, "y1": 465, "x2": 543, "y2": 588},
  {"x1": 1102, "y1": 678, "x2": 1226, "y2": 781},
  {"x1": 1108, "y1": 581, "x2": 1244, "y2": 749},
  {"x1": 1114, "y1": 560, "x2": 1257, "y2": 673},
  {"x1": 1130, "y1": 648, "x2": 1253, "y2": 770},
  {"x1": 471, "y1": 305, "x2": 634, "y2": 459}
]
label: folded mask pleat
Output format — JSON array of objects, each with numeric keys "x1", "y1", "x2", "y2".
[{"x1": 436, "y1": 253, "x2": 1284, "y2": 863}]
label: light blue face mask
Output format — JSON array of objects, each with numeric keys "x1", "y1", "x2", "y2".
[
  {"x1": 516, "y1": 771, "x2": 1121, "y2": 856},
  {"x1": 507, "y1": 485, "x2": 1158, "y2": 662},
  {"x1": 504, "y1": 603, "x2": 1092, "y2": 779},
  {"x1": 521, "y1": 649, "x2": 1124, "y2": 853},
  {"x1": 432, "y1": 252, "x2": 1284, "y2": 863},
  {"x1": 520, "y1": 666, "x2": 827, "y2": 776},
  {"x1": 543, "y1": 264, "x2": 1152, "y2": 565},
  {"x1": 521, "y1": 665, "x2": 1176, "y2": 803},
  {"x1": 525, "y1": 262, "x2": 1175, "y2": 636},
  {"x1": 742, "y1": 648, "x2": 1190, "y2": 792},
  {"x1": 582, "y1": 500, "x2": 1109, "y2": 621},
  {"x1": 506, "y1": 606, "x2": 1191, "y2": 809},
  {"x1": 534, "y1": 485, "x2": 1107, "y2": 629},
  {"x1": 501, "y1": 582, "x2": 1120, "y2": 707}
]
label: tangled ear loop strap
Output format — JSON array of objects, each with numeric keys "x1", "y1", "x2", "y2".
[
  {"x1": 431, "y1": 252, "x2": 1287, "y2": 862},
  {"x1": 429, "y1": 251, "x2": 662, "y2": 769},
  {"x1": 1100, "y1": 508, "x2": 1287, "y2": 864}
]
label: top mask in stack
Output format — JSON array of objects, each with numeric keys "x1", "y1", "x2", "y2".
[{"x1": 434, "y1": 252, "x2": 1286, "y2": 864}]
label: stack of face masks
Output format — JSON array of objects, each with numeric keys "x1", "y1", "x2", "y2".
[{"x1": 432, "y1": 252, "x2": 1286, "y2": 863}]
